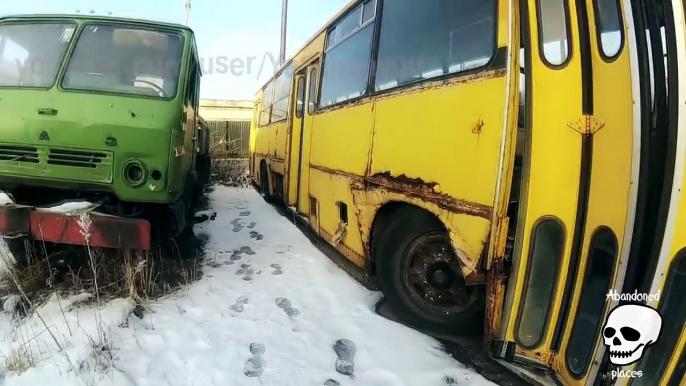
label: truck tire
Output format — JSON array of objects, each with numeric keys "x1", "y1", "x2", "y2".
[
  {"x1": 3, "y1": 238, "x2": 28, "y2": 268},
  {"x1": 373, "y1": 206, "x2": 485, "y2": 335}
]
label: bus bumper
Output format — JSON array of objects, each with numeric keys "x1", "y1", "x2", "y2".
[{"x1": 0, "y1": 205, "x2": 151, "y2": 250}]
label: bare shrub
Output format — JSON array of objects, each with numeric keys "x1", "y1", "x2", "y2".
[{"x1": 211, "y1": 158, "x2": 250, "y2": 187}]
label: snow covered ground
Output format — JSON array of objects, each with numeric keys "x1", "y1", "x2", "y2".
[{"x1": 0, "y1": 187, "x2": 495, "y2": 386}]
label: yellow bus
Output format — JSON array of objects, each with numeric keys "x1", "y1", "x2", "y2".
[{"x1": 249, "y1": 0, "x2": 686, "y2": 384}]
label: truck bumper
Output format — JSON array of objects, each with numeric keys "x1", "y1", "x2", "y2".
[{"x1": 0, "y1": 205, "x2": 151, "y2": 250}]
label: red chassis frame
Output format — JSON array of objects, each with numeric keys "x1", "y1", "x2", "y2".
[{"x1": 0, "y1": 204, "x2": 151, "y2": 250}]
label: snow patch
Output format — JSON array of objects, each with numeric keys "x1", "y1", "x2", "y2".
[
  {"x1": 41, "y1": 201, "x2": 96, "y2": 214},
  {"x1": 0, "y1": 192, "x2": 13, "y2": 206},
  {"x1": 0, "y1": 186, "x2": 495, "y2": 385}
]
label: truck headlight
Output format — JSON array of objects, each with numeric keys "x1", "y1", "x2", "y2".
[{"x1": 122, "y1": 160, "x2": 147, "y2": 187}]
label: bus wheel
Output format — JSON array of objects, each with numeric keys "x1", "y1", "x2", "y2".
[
  {"x1": 260, "y1": 162, "x2": 272, "y2": 202},
  {"x1": 374, "y1": 208, "x2": 485, "y2": 334}
]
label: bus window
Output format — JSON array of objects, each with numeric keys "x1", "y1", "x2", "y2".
[
  {"x1": 537, "y1": 0, "x2": 570, "y2": 66},
  {"x1": 516, "y1": 219, "x2": 564, "y2": 348},
  {"x1": 260, "y1": 81, "x2": 274, "y2": 126},
  {"x1": 593, "y1": 0, "x2": 623, "y2": 59},
  {"x1": 271, "y1": 64, "x2": 293, "y2": 123},
  {"x1": 295, "y1": 76, "x2": 305, "y2": 118},
  {"x1": 319, "y1": 0, "x2": 375, "y2": 108},
  {"x1": 308, "y1": 68, "x2": 317, "y2": 115},
  {"x1": 373, "y1": 0, "x2": 496, "y2": 92}
]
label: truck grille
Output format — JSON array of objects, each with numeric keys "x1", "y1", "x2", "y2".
[
  {"x1": 0, "y1": 145, "x2": 39, "y2": 163},
  {"x1": 0, "y1": 143, "x2": 114, "y2": 183},
  {"x1": 47, "y1": 149, "x2": 108, "y2": 169}
]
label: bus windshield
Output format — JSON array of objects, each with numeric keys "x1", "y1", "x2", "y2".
[
  {"x1": 0, "y1": 23, "x2": 74, "y2": 88},
  {"x1": 62, "y1": 25, "x2": 183, "y2": 98}
]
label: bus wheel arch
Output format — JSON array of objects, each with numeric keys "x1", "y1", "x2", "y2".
[{"x1": 369, "y1": 202, "x2": 485, "y2": 334}]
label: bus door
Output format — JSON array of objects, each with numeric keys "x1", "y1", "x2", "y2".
[
  {"x1": 615, "y1": 1, "x2": 686, "y2": 385},
  {"x1": 287, "y1": 58, "x2": 319, "y2": 215},
  {"x1": 496, "y1": 0, "x2": 637, "y2": 384}
]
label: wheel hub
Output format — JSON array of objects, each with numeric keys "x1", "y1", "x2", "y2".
[
  {"x1": 427, "y1": 263, "x2": 455, "y2": 290},
  {"x1": 400, "y1": 232, "x2": 477, "y2": 316}
]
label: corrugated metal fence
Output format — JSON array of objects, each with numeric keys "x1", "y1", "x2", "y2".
[{"x1": 207, "y1": 120, "x2": 251, "y2": 159}]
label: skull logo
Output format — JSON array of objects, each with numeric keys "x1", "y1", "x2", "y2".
[{"x1": 602, "y1": 304, "x2": 663, "y2": 366}]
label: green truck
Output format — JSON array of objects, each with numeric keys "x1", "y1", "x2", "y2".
[{"x1": 0, "y1": 14, "x2": 210, "y2": 252}]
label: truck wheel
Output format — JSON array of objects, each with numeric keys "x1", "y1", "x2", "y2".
[
  {"x1": 373, "y1": 207, "x2": 485, "y2": 334},
  {"x1": 3, "y1": 238, "x2": 28, "y2": 268}
]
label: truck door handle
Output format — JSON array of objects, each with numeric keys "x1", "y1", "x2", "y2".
[{"x1": 38, "y1": 108, "x2": 58, "y2": 115}]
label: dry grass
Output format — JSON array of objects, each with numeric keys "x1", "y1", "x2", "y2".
[
  {"x1": 1, "y1": 346, "x2": 38, "y2": 375},
  {"x1": 0, "y1": 186, "x2": 211, "y2": 377},
  {"x1": 211, "y1": 158, "x2": 251, "y2": 188},
  {"x1": 3, "y1": 241, "x2": 203, "y2": 311},
  {"x1": 0, "y1": 237, "x2": 205, "y2": 378}
]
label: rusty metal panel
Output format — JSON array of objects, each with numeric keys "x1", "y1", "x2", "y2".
[
  {"x1": 0, "y1": 205, "x2": 151, "y2": 250},
  {"x1": 208, "y1": 120, "x2": 251, "y2": 159}
]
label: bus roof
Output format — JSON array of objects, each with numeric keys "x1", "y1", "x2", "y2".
[
  {"x1": 256, "y1": 0, "x2": 359, "y2": 94},
  {"x1": 0, "y1": 14, "x2": 193, "y2": 33}
]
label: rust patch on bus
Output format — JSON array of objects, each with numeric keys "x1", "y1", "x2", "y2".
[
  {"x1": 484, "y1": 253, "x2": 507, "y2": 348},
  {"x1": 320, "y1": 228, "x2": 366, "y2": 268},
  {"x1": 306, "y1": 165, "x2": 491, "y2": 277},
  {"x1": 367, "y1": 172, "x2": 492, "y2": 219},
  {"x1": 309, "y1": 164, "x2": 363, "y2": 181}
]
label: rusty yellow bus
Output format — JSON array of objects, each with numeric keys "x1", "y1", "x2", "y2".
[{"x1": 249, "y1": 0, "x2": 686, "y2": 384}]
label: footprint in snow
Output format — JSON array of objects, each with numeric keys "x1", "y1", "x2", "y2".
[
  {"x1": 229, "y1": 296, "x2": 249, "y2": 314},
  {"x1": 236, "y1": 264, "x2": 254, "y2": 281},
  {"x1": 239, "y1": 211, "x2": 251, "y2": 217},
  {"x1": 275, "y1": 297, "x2": 300, "y2": 318},
  {"x1": 444, "y1": 376, "x2": 457, "y2": 385},
  {"x1": 230, "y1": 251, "x2": 242, "y2": 261},
  {"x1": 231, "y1": 218, "x2": 243, "y2": 232},
  {"x1": 244, "y1": 343, "x2": 266, "y2": 377},
  {"x1": 247, "y1": 222, "x2": 256, "y2": 229},
  {"x1": 240, "y1": 246, "x2": 255, "y2": 255},
  {"x1": 333, "y1": 339, "x2": 356, "y2": 376},
  {"x1": 270, "y1": 264, "x2": 283, "y2": 275},
  {"x1": 324, "y1": 380, "x2": 340, "y2": 386},
  {"x1": 223, "y1": 261, "x2": 235, "y2": 266}
]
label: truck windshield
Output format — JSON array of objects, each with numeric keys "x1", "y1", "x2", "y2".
[
  {"x1": 0, "y1": 23, "x2": 74, "y2": 88},
  {"x1": 62, "y1": 25, "x2": 183, "y2": 98}
]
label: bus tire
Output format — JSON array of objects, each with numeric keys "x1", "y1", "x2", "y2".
[
  {"x1": 260, "y1": 162, "x2": 273, "y2": 202},
  {"x1": 373, "y1": 207, "x2": 485, "y2": 334}
]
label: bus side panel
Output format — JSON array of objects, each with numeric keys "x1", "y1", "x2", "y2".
[
  {"x1": 273, "y1": 122, "x2": 289, "y2": 163},
  {"x1": 369, "y1": 76, "x2": 508, "y2": 271},
  {"x1": 255, "y1": 127, "x2": 271, "y2": 164},
  {"x1": 309, "y1": 103, "x2": 374, "y2": 176},
  {"x1": 307, "y1": 102, "x2": 374, "y2": 261},
  {"x1": 308, "y1": 168, "x2": 366, "y2": 266}
]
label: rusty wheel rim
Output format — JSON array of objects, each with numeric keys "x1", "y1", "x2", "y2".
[{"x1": 399, "y1": 231, "x2": 478, "y2": 316}]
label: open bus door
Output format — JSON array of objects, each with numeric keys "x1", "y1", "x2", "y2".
[
  {"x1": 494, "y1": 0, "x2": 640, "y2": 384},
  {"x1": 614, "y1": 1, "x2": 686, "y2": 385}
]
